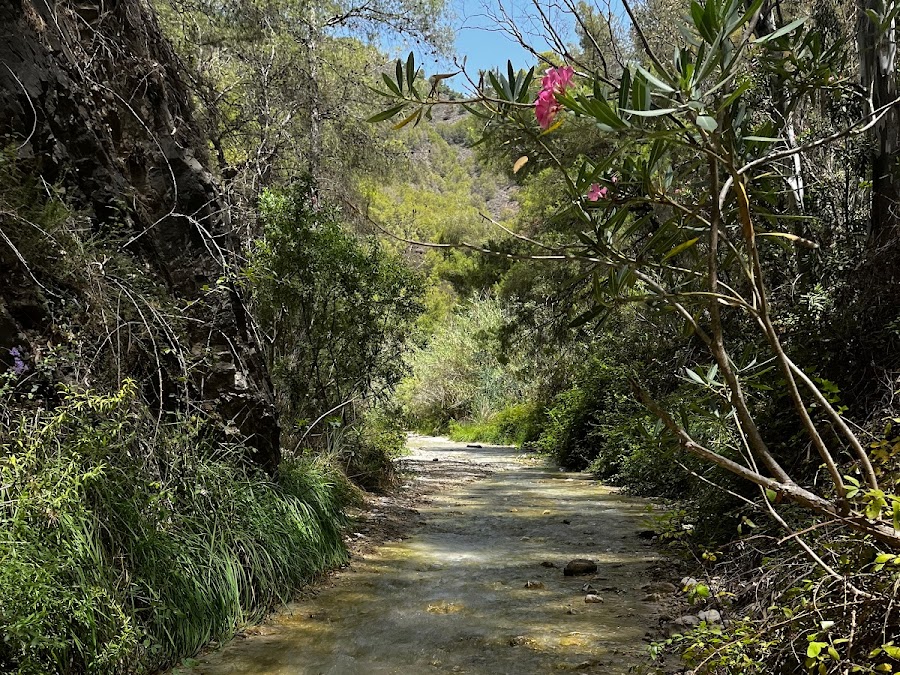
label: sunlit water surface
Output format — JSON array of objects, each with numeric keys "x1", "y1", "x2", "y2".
[{"x1": 179, "y1": 438, "x2": 663, "y2": 674}]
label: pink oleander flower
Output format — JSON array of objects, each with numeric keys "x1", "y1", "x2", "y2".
[
  {"x1": 586, "y1": 183, "x2": 608, "y2": 201},
  {"x1": 535, "y1": 66, "x2": 574, "y2": 129},
  {"x1": 535, "y1": 89, "x2": 561, "y2": 129},
  {"x1": 541, "y1": 66, "x2": 574, "y2": 93}
]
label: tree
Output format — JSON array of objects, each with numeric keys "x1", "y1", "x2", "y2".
[
  {"x1": 370, "y1": 0, "x2": 900, "y2": 547},
  {"x1": 247, "y1": 180, "x2": 423, "y2": 446},
  {"x1": 156, "y1": 0, "x2": 451, "y2": 215}
]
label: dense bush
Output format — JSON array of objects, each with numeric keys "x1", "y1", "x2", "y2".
[
  {"x1": 447, "y1": 401, "x2": 544, "y2": 446},
  {"x1": 248, "y1": 179, "x2": 423, "y2": 451},
  {"x1": 0, "y1": 382, "x2": 351, "y2": 674},
  {"x1": 399, "y1": 296, "x2": 529, "y2": 432}
]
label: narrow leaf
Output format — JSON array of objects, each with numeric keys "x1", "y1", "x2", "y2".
[
  {"x1": 366, "y1": 104, "x2": 406, "y2": 123},
  {"x1": 662, "y1": 237, "x2": 700, "y2": 260},
  {"x1": 755, "y1": 17, "x2": 807, "y2": 44}
]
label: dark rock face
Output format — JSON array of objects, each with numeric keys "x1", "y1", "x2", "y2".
[
  {"x1": 0, "y1": 0, "x2": 279, "y2": 469},
  {"x1": 563, "y1": 559, "x2": 598, "y2": 576}
]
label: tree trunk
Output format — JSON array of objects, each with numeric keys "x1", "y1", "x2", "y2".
[{"x1": 859, "y1": 0, "x2": 900, "y2": 244}]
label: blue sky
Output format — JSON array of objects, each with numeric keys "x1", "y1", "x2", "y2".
[
  {"x1": 452, "y1": 0, "x2": 557, "y2": 72},
  {"x1": 411, "y1": 0, "x2": 576, "y2": 76}
]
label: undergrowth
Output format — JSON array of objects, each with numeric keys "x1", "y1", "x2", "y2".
[
  {"x1": 0, "y1": 380, "x2": 351, "y2": 674},
  {"x1": 446, "y1": 401, "x2": 543, "y2": 446}
]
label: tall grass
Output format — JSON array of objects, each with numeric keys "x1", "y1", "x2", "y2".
[
  {"x1": 0, "y1": 381, "x2": 351, "y2": 674},
  {"x1": 446, "y1": 402, "x2": 544, "y2": 446}
]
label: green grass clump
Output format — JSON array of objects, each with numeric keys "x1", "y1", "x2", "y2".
[
  {"x1": 447, "y1": 402, "x2": 543, "y2": 446},
  {"x1": 0, "y1": 381, "x2": 350, "y2": 674}
]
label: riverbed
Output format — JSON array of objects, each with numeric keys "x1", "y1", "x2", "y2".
[{"x1": 177, "y1": 437, "x2": 668, "y2": 674}]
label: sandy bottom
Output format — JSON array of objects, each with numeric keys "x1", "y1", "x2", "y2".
[{"x1": 176, "y1": 437, "x2": 667, "y2": 674}]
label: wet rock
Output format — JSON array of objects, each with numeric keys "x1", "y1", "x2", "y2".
[
  {"x1": 432, "y1": 458, "x2": 440, "y2": 462},
  {"x1": 564, "y1": 559, "x2": 598, "y2": 576},
  {"x1": 562, "y1": 519, "x2": 571, "y2": 524},
  {"x1": 466, "y1": 444, "x2": 483, "y2": 448},
  {"x1": 567, "y1": 607, "x2": 578, "y2": 615},
  {"x1": 581, "y1": 583, "x2": 596, "y2": 593},
  {"x1": 509, "y1": 635, "x2": 534, "y2": 647},
  {"x1": 636, "y1": 529, "x2": 658, "y2": 539},
  {"x1": 642, "y1": 581, "x2": 678, "y2": 595},
  {"x1": 524, "y1": 580, "x2": 545, "y2": 589},
  {"x1": 584, "y1": 594, "x2": 604, "y2": 603},
  {"x1": 642, "y1": 593, "x2": 662, "y2": 602},
  {"x1": 672, "y1": 615, "x2": 701, "y2": 628},
  {"x1": 540, "y1": 561, "x2": 557, "y2": 568},
  {"x1": 698, "y1": 609, "x2": 722, "y2": 624}
]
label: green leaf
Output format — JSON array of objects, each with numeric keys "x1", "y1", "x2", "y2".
[
  {"x1": 618, "y1": 68, "x2": 632, "y2": 112},
  {"x1": 381, "y1": 73, "x2": 401, "y2": 96},
  {"x1": 685, "y1": 368, "x2": 707, "y2": 385},
  {"x1": 696, "y1": 115, "x2": 718, "y2": 130},
  {"x1": 755, "y1": 17, "x2": 807, "y2": 44},
  {"x1": 807, "y1": 641, "x2": 827, "y2": 659},
  {"x1": 884, "y1": 645, "x2": 900, "y2": 659},
  {"x1": 662, "y1": 237, "x2": 700, "y2": 260},
  {"x1": 765, "y1": 488, "x2": 777, "y2": 502},
  {"x1": 633, "y1": 63, "x2": 677, "y2": 93},
  {"x1": 366, "y1": 104, "x2": 406, "y2": 123},
  {"x1": 406, "y1": 52, "x2": 416, "y2": 94},
  {"x1": 866, "y1": 498, "x2": 884, "y2": 520},
  {"x1": 623, "y1": 107, "x2": 679, "y2": 117},
  {"x1": 396, "y1": 59, "x2": 404, "y2": 93}
]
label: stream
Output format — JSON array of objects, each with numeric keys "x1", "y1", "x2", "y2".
[{"x1": 179, "y1": 437, "x2": 667, "y2": 674}]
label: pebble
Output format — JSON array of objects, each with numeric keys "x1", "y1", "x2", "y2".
[{"x1": 584, "y1": 594, "x2": 604, "y2": 603}]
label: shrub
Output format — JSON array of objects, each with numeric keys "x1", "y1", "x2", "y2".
[
  {"x1": 0, "y1": 382, "x2": 349, "y2": 674},
  {"x1": 447, "y1": 401, "x2": 544, "y2": 446}
]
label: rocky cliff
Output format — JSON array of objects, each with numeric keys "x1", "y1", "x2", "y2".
[{"x1": 0, "y1": 0, "x2": 279, "y2": 469}]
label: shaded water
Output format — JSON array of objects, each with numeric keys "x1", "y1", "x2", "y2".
[{"x1": 180, "y1": 438, "x2": 664, "y2": 674}]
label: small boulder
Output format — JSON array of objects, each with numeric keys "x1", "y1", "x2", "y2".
[
  {"x1": 698, "y1": 609, "x2": 722, "y2": 624},
  {"x1": 584, "y1": 594, "x2": 604, "y2": 603},
  {"x1": 564, "y1": 559, "x2": 598, "y2": 576},
  {"x1": 540, "y1": 561, "x2": 557, "y2": 568},
  {"x1": 672, "y1": 615, "x2": 701, "y2": 628}
]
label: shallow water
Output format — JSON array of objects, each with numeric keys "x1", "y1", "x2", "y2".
[{"x1": 180, "y1": 438, "x2": 663, "y2": 674}]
